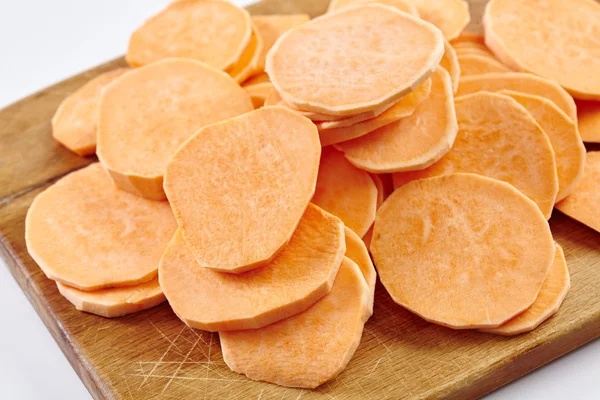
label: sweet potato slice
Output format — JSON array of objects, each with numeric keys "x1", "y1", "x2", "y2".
[
  {"x1": 242, "y1": 71, "x2": 270, "y2": 86},
  {"x1": 126, "y1": 0, "x2": 251, "y2": 70},
  {"x1": 344, "y1": 227, "x2": 376, "y2": 315},
  {"x1": 454, "y1": 47, "x2": 496, "y2": 60},
  {"x1": 392, "y1": 92, "x2": 558, "y2": 218},
  {"x1": 97, "y1": 58, "x2": 253, "y2": 200},
  {"x1": 328, "y1": 0, "x2": 419, "y2": 16},
  {"x1": 440, "y1": 39, "x2": 460, "y2": 93},
  {"x1": 577, "y1": 100, "x2": 600, "y2": 143},
  {"x1": 372, "y1": 173, "x2": 555, "y2": 329},
  {"x1": 266, "y1": 4, "x2": 443, "y2": 116},
  {"x1": 51, "y1": 68, "x2": 129, "y2": 156},
  {"x1": 228, "y1": 23, "x2": 263, "y2": 84},
  {"x1": 312, "y1": 147, "x2": 378, "y2": 237},
  {"x1": 483, "y1": 0, "x2": 600, "y2": 100},
  {"x1": 164, "y1": 106, "x2": 320, "y2": 273},
  {"x1": 450, "y1": 32, "x2": 485, "y2": 46},
  {"x1": 25, "y1": 163, "x2": 177, "y2": 291},
  {"x1": 243, "y1": 82, "x2": 273, "y2": 109},
  {"x1": 314, "y1": 101, "x2": 395, "y2": 130},
  {"x1": 220, "y1": 256, "x2": 370, "y2": 389},
  {"x1": 56, "y1": 278, "x2": 165, "y2": 318},
  {"x1": 452, "y1": 41, "x2": 490, "y2": 52},
  {"x1": 458, "y1": 54, "x2": 510, "y2": 76},
  {"x1": 403, "y1": 0, "x2": 470, "y2": 39},
  {"x1": 481, "y1": 244, "x2": 570, "y2": 336},
  {"x1": 159, "y1": 204, "x2": 345, "y2": 331},
  {"x1": 335, "y1": 68, "x2": 457, "y2": 173},
  {"x1": 362, "y1": 174, "x2": 387, "y2": 250},
  {"x1": 556, "y1": 152, "x2": 600, "y2": 233},
  {"x1": 319, "y1": 78, "x2": 432, "y2": 146},
  {"x1": 456, "y1": 72, "x2": 577, "y2": 123},
  {"x1": 499, "y1": 90, "x2": 585, "y2": 202}
]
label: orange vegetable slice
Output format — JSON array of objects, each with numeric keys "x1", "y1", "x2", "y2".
[
  {"x1": 454, "y1": 47, "x2": 496, "y2": 59},
  {"x1": 159, "y1": 204, "x2": 345, "y2": 331},
  {"x1": 499, "y1": 90, "x2": 585, "y2": 202},
  {"x1": 452, "y1": 41, "x2": 490, "y2": 52},
  {"x1": 328, "y1": 0, "x2": 419, "y2": 16},
  {"x1": 577, "y1": 100, "x2": 600, "y2": 143},
  {"x1": 372, "y1": 173, "x2": 555, "y2": 329},
  {"x1": 392, "y1": 92, "x2": 558, "y2": 219},
  {"x1": 457, "y1": 72, "x2": 577, "y2": 123},
  {"x1": 228, "y1": 23, "x2": 263, "y2": 84},
  {"x1": 314, "y1": 101, "x2": 395, "y2": 130},
  {"x1": 556, "y1": 152, "x2": 600, "y2": 233},
  {"x1": 243, "y1": 82, "x2": 273, "y2": 108},
  {"x1": 126, "y1": 0, "x2": 251, "y2": 70},
  {"x1": 440, "y1": 39, "x2": 460, "y2": 93},
  {"x1": 458, "y1": 54, "x2": 511, "y2": 76},
  {"x1": 344, "y1": 227, "x2": 377, "y2": 315},
  {"x1": 25, "y1": 163, "x2": 177, "y2": 291},
  {"x1": 335, "y1": 67, "x2": 457, "y2": 173},
  {"x1": 242, "y1": 71, "x2": 270, "y2": 86},
  {"x1": 220, "y1": 256, "x2": 370, "y2": 389},
  {"x1": 97, "y1": 58, "x2": 253, "y2": 200},
  {"x1": 481, "y1": 244, "x2": 570, "y2": 336},
  {"x1": 56, "y1": 278, "x2": 165, "y2": 318},
  {"x1": 403, "y1": 0, "x2": 470, "y2": 39},
  {"x1": 266, "y1": 4, "x2": 444, "y2": 116},
  {"x1": 361, "y1": 174, "x2": 387, "y2": 250},
  {"x1": 164, "y1": 106, "x2": 320, "y2": 273},
  {"x1": 51, "y1": 68, "x2": 129, "y2": 156},
  {"x1": 483, "y1": 0, "x2": 600, "y2": 100},
  {"x1": 311, "y1": 147, "x2": 378, "y2": 237},
  {"x1": 319, "y1": 78, "x2": 432, "y2": 147},
  {"x1": 450, "y1": 32, "x2": 485, "y2": 46}
]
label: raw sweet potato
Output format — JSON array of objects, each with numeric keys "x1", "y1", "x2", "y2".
[
  {"x1": 164, "y1": 106, "x2": 320, "y2": 273},
  {"x1": 25, "y1": 163, "x2": 177, "y2": 291},
  {"x1": 158, "y1": 204, "x2": 345, "y2": 331},
  {"x1": 242, "y1": 71, "x2": 270, "y2": 86},
  {"x1": 344, "y1": 227, "x2": 377, "y2": 315},
  {"x1": 372, "y1": 173, "x2": 555, "y2": 329},
  {"x1": 227, "y1": 23, "x2": 263, "y2": 84},
  {"x1": 97, "y1": 58, "x2": 253, "y2": 200},
  {"x1": 220, "y1": 257, "x2": 370, "y2": 389},
  {"x1": 243, "y1": 82, "x2": 273, "y2": 109},
  {"x1": 440, "y1": 39, "x2": 460, "y2": 93},
  {"x1": 402, "y1": 0, "x2": 470, "y2": 39},
  {"x1": 457, "y1": 54, "x2": 510, "y2": 76},
  {"x1": 328, "y1": 0, "x2": 419, "y2": 16},
  {"x1": 577, "y1": 100, "x2": 600, "y2": 143}
]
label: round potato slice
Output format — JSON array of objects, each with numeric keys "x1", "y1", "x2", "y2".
[
  {"x1": 52, "y1": 68, "x2": 129, "y2": 156},
  {"x1": 499, "y1": 90, "x2": 585, "y2": 202},
  {"x1": 97, "y1": 58, "x2": 253, "y2": 200},
  {"x1": 56, "y1": 278, "x2": 165, "y2": 318},
  {"x1": 458, "y1": 54, "x2": 511, "y2": 76},
  {"x1": 392, "y1": 92, "x2": 558, "y2": 219},
  {"x1": 556, "y1": 152, "x2": 600, "y2": 233},
  {"x1": 159, "y1": 204, "x2": 345, "y2": 332},
  {"x1": 243, "y1": 82, "x2": 273, "y2": 109},
  {"x1": 454, "y1": 47, "x2": 496, "y2": 60},
  {"x1": 481, "y1": 244, "x2": 570, "y2": 336},
  {"x1": 328, "y1": 0, "x2": 419, "y2": 16},
  {"x1": 126, "y1": 0, "x2": 252, "y2": 70},
  {"x1": 164, "y1": 106, "x2": 320, "y2": 273},
  {"x1": 457, "y1": 72, "x2": 577, "y2": 122},
  {"x1": 220, "y1": 257, "x2": 370, "y2": 389},
  {"x1": 335, "y1": 67, "x2": 457, "y2": 173},
  {"x1": 25, "y1": 163, "x2": 177, "y2": 291},
  {"x1": 577, "y1": 100, "x2": 600, "y2": 143},
  {"x1": 227, "y1": 23, "x2": 263, "y2": 84},
  {"x1": 403, "y1": 0, "x2": 470, "y2": 40},
  {"x1": 344, "y1": 227, "x2": 377, "y2": 315},
  {"x1": 440, "y1": 39, "x2": 460, "y2": 93},
  {"x1": 372, "y1": 173, "x2": 555, "y2": 329},
  {"x1": 266, "y1": 4, "x2": 444, "y2": 116},
  {"x1": 312, "y1": 147, "x2": 378, "y2": 237},
  {"x1": 483, "y1": 0, "x2": 600, "y2": 100}
]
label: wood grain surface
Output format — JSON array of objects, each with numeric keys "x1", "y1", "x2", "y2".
[{"x1": 1, "y1": 0, "x2": 599, "y2": 399}]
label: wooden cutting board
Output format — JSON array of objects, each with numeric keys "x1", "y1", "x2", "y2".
[{"x1": 1, "y1": 0, "x2": 599, "y2": 398}]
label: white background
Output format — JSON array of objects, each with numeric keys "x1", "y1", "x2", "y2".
[{"x1": 0, "y1": 0, "x2": 598, "y2": 399}]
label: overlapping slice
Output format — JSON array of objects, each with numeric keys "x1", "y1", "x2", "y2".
[
  {"x1": 483, "y1": 0, "x2": 600, "y2": 99},
  {"x1": 159, "y1": 204, "x2": 345, "y2": 332},
  {"x1": 243, "y1": 82, "x2": 273, "y2": 108},
  {"x1": 266, "y1": 4, "x2": 444, "y2": 116},
  {"x1": 319, "y1": 78, "x2": 432, "y2": 146},
  {"x1": 242, "y1": 71, "x2": 270, "y2": 86},
  {"x1": 220, "y1": 257, "x2": 370, "y2": 389},
  {"x1": 440, "y1": 39, "x2": 460, "y2": 93},
  {"x1": 403, "y1": 0, "x2": 470, "y2": 39},
  {"x1": 457, "y1": 72, "x2": 577, "y2": 122},
  {"x1": 164, "y1": 106, "x2": 320, "y2": 273},
  {"x1": 328, "y1": 0, "x2": 419, "y2": 16},
  {"x1": 52, "y1": 68, "x2": 129, "y2": 156},
  {"x1": 311, "y1": 147, "x2": 378, "y2": 237},
  {"x1": 392, "y1": 92, "x2": 558, "y2": 218},
  {"x1": 481, "y1": 244, "x2": 570, "y2": 336},
  {"x1": 499, "y1": 90, "x2": 585, "y2": 202},
  {"x1": 126, "y1": 0, "x2": 251, "y2": 70},
  {"x1": 228, "y1": 23, "x2": 263, "y2": 83},
  {"x1": 372, "y1": 173, "x2": 555, "y2": 329},
  {"x1": 344, "y1": 227, "x2": 377, "y2": 315},
  {"x1": 458, "y1": 54, "x2": 510, "y2": 76},
  {"x1": 57, "y1": 278, "x2": 165, "y2": 318},
  {"x1": 335, "y1": 68, "x2": 457, "y2": 173},
  {"x1": 97, "y1": 58, "x2": 253, "y2": 200},
  {"x1": 556, "y1": 152, "x2": 600, "y2": 233},
  {"x1": 25, "y1": 163, "x2": 177, "y2": 291},
  {"x1": 577, "y1": 100, "x2": 600, "y2": 143}
]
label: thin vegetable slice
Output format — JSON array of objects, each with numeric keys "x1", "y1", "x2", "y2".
[
  {"x1": 440, "y1": 39, "x2": 460, "y2": 93},
  {"x1": 228, "y1": 23, "x2": 263, "y2": 84},
  {"x1": 328, "y1": 0, "x2": 419, "y2": 16},
  {"x1": 372, "y1": 173, "x2": 555, "y2": 329},
  {"x1": 243, "y1": 82, "x2": 273, "y2": 109},
  {"x1": 458, "y1": 54, "x2": 511, "y2": 76},
  {"x1": 242, "y1": 72, "x2": 270, "y2": 86},
  {"x1": 220, "y1": 257, "x2": 370, "y2": 389},
  {"x1": 344, "y1": 227, "x2": 376, "y2": 315},
  {"x1": 577, "y1": 100, "x2": 600, "y2": 143},
  {"x1": 164, "y1": 106, "x2": 320, "y2": 273},
  {"x1": 403, "y1": 0, "x2": 470, "y2": 39},
  {"x1": 159, "y1": 204, "x2": 345, "y2": 331}
]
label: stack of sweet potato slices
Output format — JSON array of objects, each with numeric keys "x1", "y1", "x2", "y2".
[{"x1": 26, "y1": 0, "x2": 600, "y2": 392}]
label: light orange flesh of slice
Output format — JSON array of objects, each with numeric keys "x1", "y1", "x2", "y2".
[
  {"x1": 344, "y1": 227, "x2": 377, "y2": 315},
  {"x1": 158, "y1": 204, "x2": 345, "y2": 332},
  {"x1": 458, "y1": 54, "x2": 511, "y2": 76},
  {"x1": 440, "y1": 39, "x2": 460, "y2": 93},
  {"x1": 242, "y1": 71, "x2": 270, "y2": 86},
  {"x1": 244, "y1": 82, "x2": 273, "y2": 109},
  {"x1": 577, "y1": 100, "x2": 600, "y2": 143},
  {"x1": 164, "y1": 106, "x2": 320, "y2": 273},
  {"x1": 220, "y1": 257, "x2": 370, "y2": 389},
  {"x1": 402, "y1": 0, "x2": 470, "y2": 40},
  {"x1": 25, "y1": 163, "x2": 177, "y2": 291},
  {"x1": 328, "y1": 0, "x2": 419, "y2": 16},
  {"x1": 372, "y1": 173, "x2": 555, "y2": 329},
  {"x1": 480, "y1": 244, "x2": 570, "y2": 336},
  {"x1": 228, "y1": 23, "x2": 263, "y2": 84}
]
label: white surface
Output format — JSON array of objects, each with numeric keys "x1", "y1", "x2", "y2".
[{"x1": 0, "y1": 0, "x2": 599, "y2": 399}]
